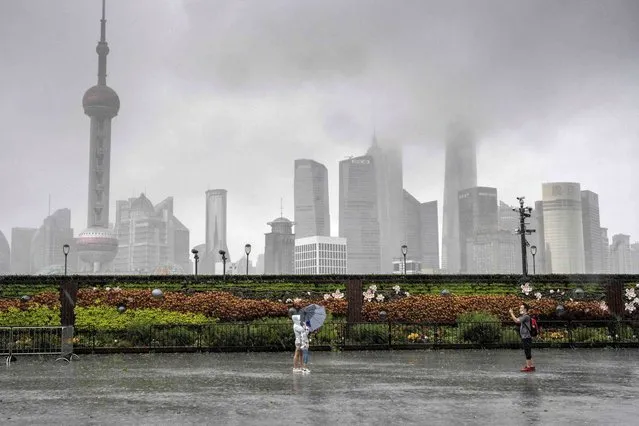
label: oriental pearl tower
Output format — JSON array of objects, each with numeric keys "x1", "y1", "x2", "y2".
[{"x1": 75, "y1": 0, "x2": 120, "y2": 273}]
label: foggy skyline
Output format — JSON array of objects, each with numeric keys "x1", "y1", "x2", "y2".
[{"x1": 1, "y1": 0, "x2": 638, "y2": 262}]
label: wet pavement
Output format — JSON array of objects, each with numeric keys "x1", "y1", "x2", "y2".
[{"x1": 1, "y1": 349, "x2": 638, "y2": 425}]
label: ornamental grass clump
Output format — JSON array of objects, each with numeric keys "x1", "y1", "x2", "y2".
[{"x1": 457, "y1": 311, "x2": 502, "y2": 345}]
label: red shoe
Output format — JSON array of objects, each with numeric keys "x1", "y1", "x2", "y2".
[{"x1": 520, "y1": 366, "x2": 534, "y2": 372}]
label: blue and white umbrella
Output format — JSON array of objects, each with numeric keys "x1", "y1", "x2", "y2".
[{"x1": 300, "y1": 304, "x2": 327, "y2": 332}]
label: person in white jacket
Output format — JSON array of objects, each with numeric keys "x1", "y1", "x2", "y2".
[{"x1": 292, "y1": 314, "x2": 305, "y2": 372}]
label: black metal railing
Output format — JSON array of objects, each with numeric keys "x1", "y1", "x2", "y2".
[{"x1": 67, "y1": 320, "x2": 639, "y2": 353}]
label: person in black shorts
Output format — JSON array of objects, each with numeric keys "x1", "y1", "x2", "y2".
[{"x1": 510, "y1": 303, "x2": 535, "y2": 372}]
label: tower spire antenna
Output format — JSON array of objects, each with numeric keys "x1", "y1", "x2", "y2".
[
  {"x1": 101, "y1": 0, "x2": 106, "y2": 41},
  {"x1": 280, "y1": 198, "x2": 283, "y2": 217},
  {"x1": 97, "y1": 0, "x2": 109, "y2": 86}
]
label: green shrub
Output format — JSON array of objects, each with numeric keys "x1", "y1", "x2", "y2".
[
  {"x1": 75, "y1": 306, "x2": 210, "y2": 330},
  {"x1": 202, "y1": 324, "x2": 249, "y2": 348},
  {"x1": 571, "y1": 326, "x2": 609, "y2": 343},
  {"x1": 346, "y1": 324, "x2": 389, "y2": 345},
  {"x1": 249, "y1": 323, "x2": 291, "y2": 348},
  {"x1": 457, "y1": 311, "x2": 502, "y2": 344},
  {"x1": 0, "y1": 306, "x2": 60, "y2": 326},
  {"x1": 153, "y1": 325, "x2": 201, "y2": 347}
]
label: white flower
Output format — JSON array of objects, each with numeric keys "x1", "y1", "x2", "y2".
[
  {"x1": 323, "y1": 294, "x2": 331, "y2": 300},
  {"x1": 625, "y1": 288, "x2": 636, "y2": 300},
  {"x1": 520, "y1": 283, "x2": 532, "y2": 296},
  {"x1": 112, "y1": 287, "x2": 121, "y2": 292},
  {"x1": 636, "y1": 283, "x2": 639, "y2": 288},
  {"x1": 285, "y1": 298, "x2": 292, "y2": 303},
  {"x1": 368, "y1": 285, "x2": 378, "y2": 292},
  {"x1": 404, "y1": 292, "x2": 410, "y2": 297},
  {"x1": 105, "y1": 287, "x2": 111, "y2": 291},
  {"x1": 534, "y1": 292, "x2": 542, "y2": 300},
  {"x1": 625, "y1": 302, "x2": 636, "y2": 313},
  {"x1": 92, "y1": 287, "x2": 98, "y2": 291},
  {"x1": 293, "y1": 298, "x2": 301, "y2": 304},
  {"x1": 549, "y1": 290, "x2": 554, "y2": 294},
  {"x1": 634, "y1": 297, "x2": 639, "y2": 306},
  {"x1": 393, "y1": 285, "x2": 401, "y2": 294},
  {"x1": 363, "y1": 292, "x2": 375, "y2": 302},
  {"x1": 599, "y1": 301, "x2": 609, "y2": 312},
  {"x1": 376, "y1": 294, "x2": 385, "y2": 302},
  {"x1": 332, "y1": 289, "x2": 344, "y2": 300},
  {"x1": 307, "y1": 292, "x2": 311, "y2": 295}
]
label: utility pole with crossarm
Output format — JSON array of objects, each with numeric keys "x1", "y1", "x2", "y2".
[{"x1": 513, "y1": 197, "x2": 536, "y2": 276}]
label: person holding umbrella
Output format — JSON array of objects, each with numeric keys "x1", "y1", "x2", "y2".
[
  {"x1": 301, "y1": 320, "x2": 311, "y2": 373},
  {"x1": 291, "y1": 313, "x2": 306, "y2": 373},
  {"x1": 298, "y1": 304, "x2": 327, "y2": 373}
]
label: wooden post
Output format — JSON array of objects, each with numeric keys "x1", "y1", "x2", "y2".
[
  {"x1": 346, "y1": 279, "x2": 363, "y2": 324},
  {"x1": 605, "y1": 281, "x2": 623, "y2": 317},
  {"x1": 60, "y1": 281, "x2": 78, "y2": 327}
]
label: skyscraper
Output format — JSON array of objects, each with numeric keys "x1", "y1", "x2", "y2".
[
  {"x1": 498, "y1": 201, "x2": 519, "y2": 234},
  {"x1": 0, "y1": 231, "x2": 10, "y2": 274},
  {"x1": 264, "y1": 217, "x2": 295, "y2": 274},
  {"x1": 534, "y1": 200, "x2": 547, "y2": 274},
  {"x1": 458, "y1": 187, "x2": 498, "y2": 273},
  {"x1": 294, "y1": 159, "x2": 330, "y2": 239},
  {"x1": 367, "y1": 137, "x2": 404, "y2": 273},
  {"x1": 610, "y1": 234, "x2": 632, "y2": 273},
  {"x1": 631, "y1": 242, "x2": 639, "y2": 274},
  {"x1": 420, "y1": 201, "x2": 439, "y2": 271},
  {"x1": 542, "y1": 182, "x2": 585, "y2": 273},
  {"x1": 10, "y1": 228, "x2": 37, "y2": 274},
  {"x1": 339, "y1": 155, "x2": 380, "y2": 274},
  {"x1": 255, "y1": 253, "x2": 265, "y2": 275},
  {"x1": 581, "y1": 190, "x2": 602, "y2": 274},
  {"x1": 466, "y1": 231, "x2": 519, "y2": 273},
  {"x1": 403, "y1": 190, "x2": 422, "y2": 263},
  {"x1": 76, "y1": 0, "x2": 120, "y2": 273},
  {"x1": 442, "y1": 121, "x2": 477, "y2": 273},
  {"x1": 600, "y1": 227, "x2": 610, "y2": 273},
  {"x1": 205, "y1": 189, "x2": 229, "y2": 273},
  {"x1": 113, "y1": 194, "x2": 190, "y2": 274},
  {"x1": 30, "y1": 209, "x2": 76, "y2": 274}
]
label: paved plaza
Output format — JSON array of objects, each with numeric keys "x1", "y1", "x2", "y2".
[{"x1": 1, "y1": 349, "x2": 638, "y2": 425}]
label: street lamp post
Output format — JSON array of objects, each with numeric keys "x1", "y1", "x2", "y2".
[
  {"x1": 191, "y1": 248, "x2": 199, "y2": 278},
  {"x1": 219, "y1": 250, "x2": 227, "y2": 280},
  {"x1": 530, "y1": 245, "x2": 537, "y2": 275},
  {"x1": 62, "y1": 244, "x2": 70, "y2": 276},
  {"x1": 401, "y1": 245, "x2": 408, "y2": 275},
  {"x1": 244, "y1": 244, "x2": 252, "y2": 276}
]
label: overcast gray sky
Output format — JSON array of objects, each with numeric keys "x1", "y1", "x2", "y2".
[{"x1": 1, "y1": 0, "x2": 638, "y2": 262}]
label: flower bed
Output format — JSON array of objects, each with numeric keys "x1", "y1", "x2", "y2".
[{"x1": 0, "y1": 286, "x2": 632, "y2": 325}]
